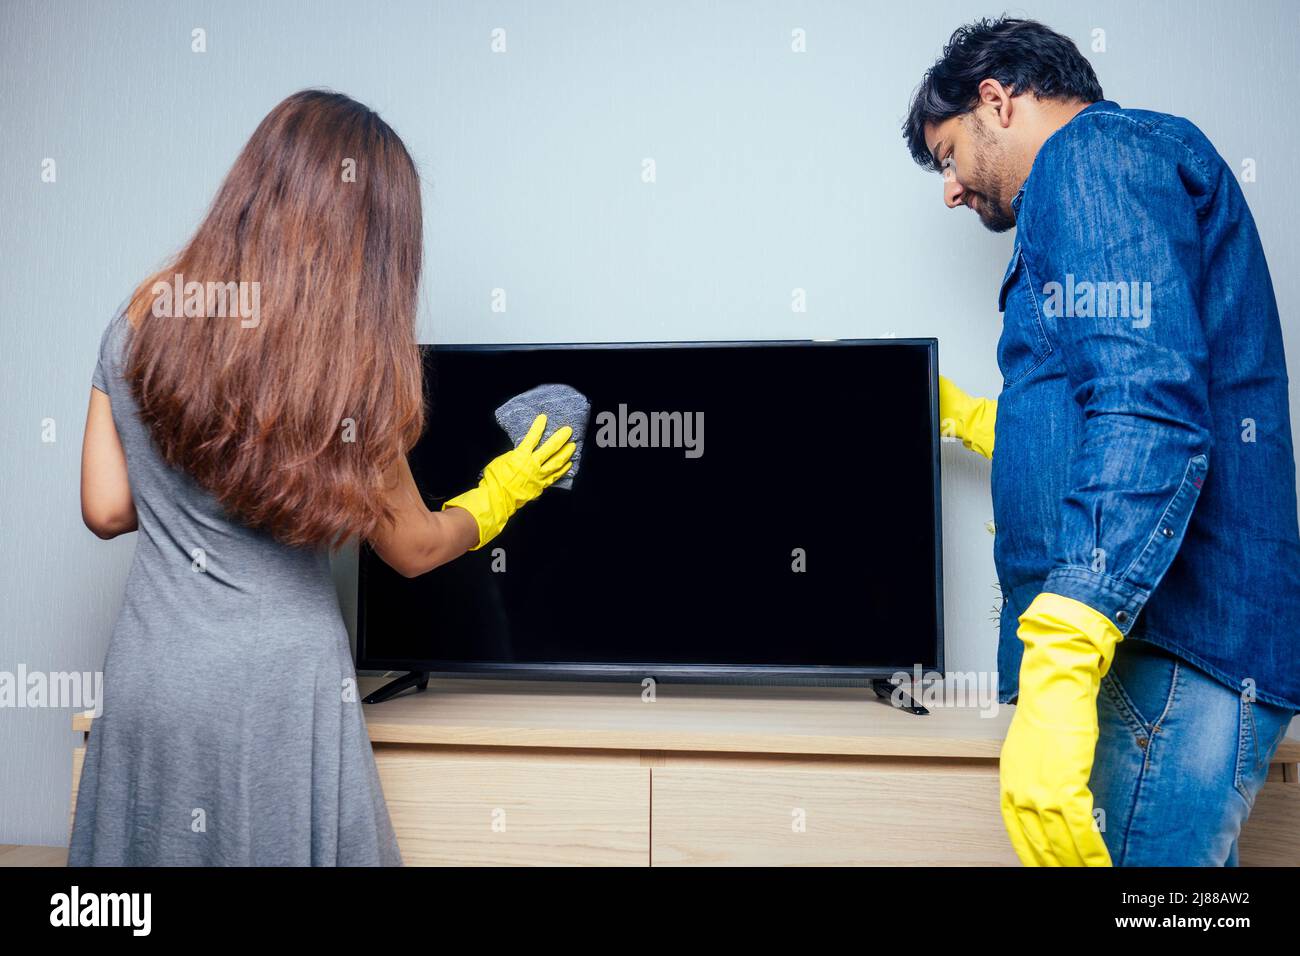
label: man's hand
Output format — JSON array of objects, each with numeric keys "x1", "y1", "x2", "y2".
[
  {"x1": 999, "y1": 591, "x2": 1123, "y2": 866},
  {"x1": 938, "y1": 374, "x2": 997, "y2": 459}
]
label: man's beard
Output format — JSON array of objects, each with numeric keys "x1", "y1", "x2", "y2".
[
  {"x1": 965, "y1": 116, "x2": 1017, "y2": 233},
  {"x1": 967, "y1": 187, "x2": 1016, "y2": 233}
]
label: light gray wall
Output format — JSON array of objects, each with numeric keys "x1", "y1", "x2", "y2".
[{"x1": 2, "y1": 0, "x2": 1297, "y2": 845}]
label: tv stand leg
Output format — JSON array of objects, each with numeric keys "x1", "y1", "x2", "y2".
[
  {"x1": 363, "y1": 670, "x2": 430, "y2": 704},
  {"x1": 872, "y1": 679, "x2": 929, "y2": 715}
]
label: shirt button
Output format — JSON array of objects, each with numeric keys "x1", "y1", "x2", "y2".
[
  {"x1": 1162, "y1": 527, "x2": 1175, "y2": 538},
  {"x1": 1115, "y1": 610, "x2": 1129, "y2": 624}
]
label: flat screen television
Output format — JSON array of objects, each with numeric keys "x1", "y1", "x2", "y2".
[{"x1": 357, "y1": 339, "x2": 943, "y2": 695}]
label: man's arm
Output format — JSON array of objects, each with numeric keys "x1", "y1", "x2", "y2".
[
  {"x1": 998, "y1": 123, "x2": 1215, "y2": 867},
  {"x1": 1025, "y1": 123, "x2": 1213, "y2": 631},
  {"x1": 939, "y1": 374, "x2": 997, "y2": 459}
]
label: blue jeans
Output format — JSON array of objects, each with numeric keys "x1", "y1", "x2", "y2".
[{"x1": 1089, "y1": 638, "x2": 1296, "y2": 865}]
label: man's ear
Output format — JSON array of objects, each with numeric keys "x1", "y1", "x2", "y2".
[{"x1": 977, "y1": 78, "x2": 1015, "y2": 129}]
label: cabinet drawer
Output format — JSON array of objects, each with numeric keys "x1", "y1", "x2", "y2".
[
  {"x1": 651, "y1": 759, "x2": 1018, "y2": 866},
  {"x1": 373, "y1": 745, "x2": 649, "y2": 866},
  {"x1": 69, "y1": 740, "x2": 86, "y2": 841},
  {"x1": 1238, "y1": 782, "x2": 1300, "y2": 865}
]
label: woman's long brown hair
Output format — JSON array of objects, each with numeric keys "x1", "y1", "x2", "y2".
[{"x1": 123, "y1": 90, "x2": 424, "y2": 550}]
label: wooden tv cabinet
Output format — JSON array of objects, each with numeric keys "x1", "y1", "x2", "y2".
[{"x1": 70, "y1": 676, "x2": 1300, "y2": 865}]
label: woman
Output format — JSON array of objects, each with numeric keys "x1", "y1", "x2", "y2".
[{"x1": 72, "y1": 90, "x2": 574, "y2": 866}]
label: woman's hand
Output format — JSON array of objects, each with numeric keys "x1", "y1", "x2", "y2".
[
  {"x1": 442, "y1": 413, "x2": 576, "y2": 550},
  {"x1": 368, "y1": 413, "x2": 573, "y2": 577}
]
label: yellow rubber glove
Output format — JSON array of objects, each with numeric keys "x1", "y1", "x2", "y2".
[
  {"x1": 939, "y1": 375, "x2": 997, "y2": 460},
  {"x1": 1000, "y1": 591, "x2": 1124, "y2": 866},
  {"x1": 442, "y1": 413, "x2": 576, "y2": 550}
]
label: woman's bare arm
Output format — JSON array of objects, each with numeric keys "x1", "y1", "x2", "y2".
[
  {"x1": 81, "y1": 387, "x2": 138, "y2": 538},
  {"x1": 368, "y1": 452, "x2": 478, "y2": 577}
]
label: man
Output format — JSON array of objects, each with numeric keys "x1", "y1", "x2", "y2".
[{"x1": 904, "y1": 17, "x2": 1299, "y2": 865}]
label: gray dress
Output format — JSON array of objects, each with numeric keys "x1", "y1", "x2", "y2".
[{"x1": 69, "y1": 312, "x2": 403, "y2": 866}]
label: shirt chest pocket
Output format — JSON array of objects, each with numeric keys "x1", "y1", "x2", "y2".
[{"x1": 996, "y1": 246, "x2": 1053, "y2": 387}]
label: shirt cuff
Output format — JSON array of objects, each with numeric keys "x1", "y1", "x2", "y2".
[{"x1": 1040, "y1": 566, "x2": 1147, "y2": 637}]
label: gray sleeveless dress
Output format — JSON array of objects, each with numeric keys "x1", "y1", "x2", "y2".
[{"x1": 69, "y1": 312, "x2": 402, "y2": 866}]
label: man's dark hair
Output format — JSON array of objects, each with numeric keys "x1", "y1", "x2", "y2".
[{"x1": 903, "y1": 17, "x2": 1104, "y2": 170}]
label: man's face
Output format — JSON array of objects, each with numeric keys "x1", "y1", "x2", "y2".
[{"x1": 925, "y1": 108, "x2": 1017, "y2": 233}]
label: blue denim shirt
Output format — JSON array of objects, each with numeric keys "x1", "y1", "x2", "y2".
[{"x1": 992, "y1": 100, "x2": 1300, "y2": 710}]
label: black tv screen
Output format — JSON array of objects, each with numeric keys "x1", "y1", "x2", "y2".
[{"x1": 357, "y1": 339, "x2": 943, "y2": 681}]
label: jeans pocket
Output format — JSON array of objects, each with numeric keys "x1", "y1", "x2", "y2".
[
  {"x1": 1101, "y1": 640, "x2": 1182, "y2": 739},
  {"x1": 1101, "y1": 666, "x2": 1150, "y2": 739},
  {"x1": 1233, "y1": 696, "x2": 1279, "y2": 809}
]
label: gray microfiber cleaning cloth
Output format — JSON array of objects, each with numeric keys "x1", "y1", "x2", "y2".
[{"x1": 494, "y1": 383, "x2": 590, "y2": 490}]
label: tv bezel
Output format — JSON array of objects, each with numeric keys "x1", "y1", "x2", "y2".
[{"x1": 356, "y1": 337, "x2": 945, "y2": 683}]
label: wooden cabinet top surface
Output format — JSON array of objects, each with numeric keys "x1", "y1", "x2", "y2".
[{"x1": 72, "y1": 675, "x2": 1300, "y2": 761}]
